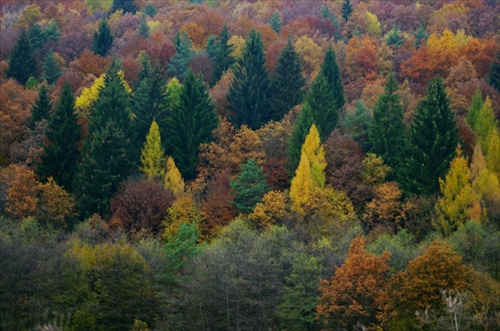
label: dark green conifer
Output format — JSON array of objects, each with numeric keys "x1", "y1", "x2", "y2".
[
  {"x1": 228, "y1": 29, "x2": 271, "y2": 129},
  {"x1": 212, "y1": 24, "x2": 235, "y2": 83},
  {"x1": 27, "y1": 23, "x2": 45, "y2": 50},
  {"x1": 164, "y1": 70, "x2": 219, "y2": 179},
  {"x1": 43, "y1": 21, "x2": 61, "y2": 42},
  {"x1": 306, "y1": 74, "x2": 338, "y2": 141},
  {"x1": 143, "y1": 3, "x2": 157, "y2": 17},
  {"x1": 110, "y1": 0, "x2": 137, "y2": 14},
  {"x1": 286, "y1": 104, "x2": 314, "y2": 176},
  {"x1": 414, "y1": 25, "x2": 429, "y2": 48},
  {"x1": 41, "y1": 49, "x2": 61, "y2": 85},
  {"x1": 386, "y1": 25, "x2": 405, "y2": 47},
  {"x1": 205, "y1": 34, "x2": 218, "y2": 60},
  {"x1": 489, "y1": 50, "x2": 500, "y2": 92},
  {"x1": 270, "y1": 38, "x2": 305, "y2": 121},
  {"x1": 400, "y1": 78, "x2": 458, "y2": 196},
  {"x1": 341, "y1": 0, "x2": 353, "y2": 23},
  {"x1": 7, "y1": 28, "x2": 37, "y2": 85},
  {"x1": 92, "y1": 19, "x2": 114, "y2": 57},
  {"x1": 320, "y1": 45, "x2": 345, "y2": 110},
  {"x1": 342, "y1": 100, "x2": 372, "y2": 152},
  {"x1": 166, "y1": 30, "x2": 194, "y2": 81},
  {"x1": 27, "y1": 84, "x2": 52, "y2": 131},
  {"x1": 268, "y1": 11, "x2": 282, "y2": 34},
  {"x1": 139, "y1": 13, "x2": 150, "y2": 38},
  {"x1": 37, "y1": 83, "x2": 81, "y2": 191}
]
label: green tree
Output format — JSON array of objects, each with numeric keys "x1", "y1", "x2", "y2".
[
  {"x1": 212, "y1": 24, "x2": 235, "y2": 83},
  {"x1": 320, "y1": 45, "x2": 345, "y2": 111},
  {"x1": 142, "y1": 3, "x2": 157, "y2": 17},
  {"x1": 306, "y1": 73, "x2": 338, "y2": 141},
  {"x1": 74, "y1": 63, "x2": 134, "y2": 217},
  {"x1": 414, "y1": 25, "x2": 429, "y2": 48},
  {"x1": 27, "y1": 84, "x2": 52, "y2": 130},
  {"x1": 228, "y1": 29, "x2": 271, "y2": 129},
  {"x1": 7, "y1": 28, "x2": 37, "y2": 85},
  {"x1": 341, "y1": 0, "x2": 353, "y2": 23},
  {"x1": 369, "y1": 73, "x2": 406, "y2": 172},
  {"x1": 166, "y1": 30, "x2": 194, "y2": 81},
  {"x1": 270, "y1": 38, "x2": 305, "y2": 121},
  {"x1": 43, "y1": 20, "x2": 61, "y2": 42},
  {"x1": 230, "y1": 158, "x2": 272, "y2": 213},
  {"x1": 41, "y1": 49, "x2": 61, "y2": 85},
  {"x1": 268, "y1": 11, "x2": 282, "y2": 34},
  {"x1": 286, "y1": 104, "x2": 314, "y2": 176},
  {"x1": 92, "y1": 19, "x2": 114, "y2": 57},
  {"x1": 475, "y1": 97, "x2": 498, "y2": 149},
  {"x1": 140, "y1": 121, "x2": 166, "y2": 180},
  {"x1": 386, "y1": 25, "x2": 405, "y2": 47},
  {"x1": 401, "y1": 78, "x2": 458, "y2": 195},
  {"x1": 27, "y1": 23, "x2": 45, "y2": 50},
  {"x1": 342, "y1": 100, "x2": 372, "y2": 151},
  {"x1": 164, "y1": 221, "x2": 199, "y2": 286},
  {"x1": 37, "y1": 83, "x2": 81, "y2": 191},
  {"x1": 138, "y1": 13, "x2": 149, "y2": 38},
  {"x1": 466, "y1": 89, "x2": 483, "y2": 131},
  {"x1": 164, "y1": 70, "x2": 218, "y2": 179},
  {"x1": 489, "y1": 50, "x2": 500, "y2": 92},
  {"x1": 205, "y1": 34, "x2": 218, "y2": 60},
  {"x1": 110, "y1": 0, "x2": 136, "y2": 14}
]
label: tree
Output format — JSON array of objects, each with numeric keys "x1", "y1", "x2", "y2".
[
  {"x1": 301, "y1": 124, "x2": 327, "y2": 189},
  {"x1": 466, "y1": 89, "x2": 483, "y2": 131},
  {"x1": 6, "y1": 165, "x2": 39, "y2": 219},
  {"x1": 138, "y1": 13, "x2": 149, "y2": 38},
  {"x1": 475, "y1": 97, "x2": 498, "y2": 149},
  {"x1": 143, "y1": 3, "x2": 157, "y2": 17},
  {"x1": 28, "y1": 23, "x2": 46, "y2": 50},
  {"x1": 41, "y1": 49, "x2": 61, "y2": 85},
  {"x1": 164, "y1": 70, "x2": 218, "y2": 179},
  {"x1": 290, "y1": 153, "x2": 313, "y2": 215},
  {"x1": 270, "y1": 38, "x2": 305, "y2": 121},
  {"x1": 489, "y1": 50, "x2": 500, "y2": 91},
  {"x1": 230, "y1": 158, "x2": 272, "y2": 213},
  {"x1": 164, "y1": 156, "x2": 185, "y2": 196},
  {"x1": 342, "y1": 100, "x2": 372, "y2": 151},
  {"x1": 268, "y1": 11, "x2": 282, "y2": 34},
  {"x1": 286, "y1": 104, "x2": 314, "y2": 176},
  {"x1": 369, "y1": 73, "x2": 406, "y2": 172},
  {"x1": 110, "y1": 0, "x2": 136, "y2": 14},
  {"x1": 166, "y1": 31, "x2": 194, "y2": 81},
  {"x1": 212, "y1": 24, "x2": 235, "y2": 83},
  {"x1": 26, "y1": 84, "x2": 52, "y2": 131},
  {"x1": 92, "y1": 19, "x2": 114, "y2": 57},
  {"x1": 228, "y1": 29, "x2": 272, "y2": 130},
  {"x1": 401, "y1": 78, "x2": 458, "y2": 196},
  {"x1": 38, "y1": 177, "x2": 75, "y2": 228},
  {"x1": 305, "y1": 74, "x2": 338, "y2": 141},
  {"x1": 320, "y1": 45, "x2": 345, "y2": 112},
  {"x1": 164, "y1": 221, "x2": 199, "y2": 285},
  {"x1": 7, "y1": 28, "x2": 37, "y2": 86},
  {"x1": 74, "y1": 63, "x2": 134, "y2": 217},
  {"x1": 317, "y1": 237, "x2": 392, "y2": 330},
  {"x1": 139, "y1": 121, "x2": 165, "y2": 180},
  {"x1": 341, "y1": 0, "x2": 353, "y2": 23}
]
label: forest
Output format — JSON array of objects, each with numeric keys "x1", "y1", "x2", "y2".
[{"x1": 0, "y1": 0, "x2": 499, "y2": 330}]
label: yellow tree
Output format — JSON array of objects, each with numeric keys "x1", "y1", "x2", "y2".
[
  {"x1": 485, "y1": 129, "x2": 500, "y2": 177},
  {"x1": 164, "y1": 156, "x2": 185, "y2": 196},
  {"x1": 471, "y1": 143, "x2": 500, "y2": 222},
  {"x1": 301, "y1": 124, "x2": 327, "y2": 189},
  {"x1": 290, "y1": 152, "x2": 313, "y2": 215},
  {"x1": 140, "y1": 120, "x2": 165, "y2": 180}
]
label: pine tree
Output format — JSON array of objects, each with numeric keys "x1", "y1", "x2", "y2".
[
  {"x1": 230, "y1": 158, "x2": 272, "y2": 213},
  {"x1": 143, "y1": 3, "x2": 157, "y2": 17},
  {"x1": 28, "y1": 23, "x2": 45, "y2": 50},
  {"x1": 466, "y1": 89, "x2": 483, "y2": 131},
  {"x1": 212, "y1": 24, "x2": 235, "y2": 83},
  {"x1": 414, "y1": 25, "x2": 429, "y2": 48},
  {"x1": 401, "y1": 78, "x2": 458, "y2": 196},
  {"x1": 268, "y1": 11, "x2": 282, "y2": 34},
  {"x1": 369, "y1": 73, "x2": 406, "y2": 172},
  {"x1": 140, "y1": 121, "x2": 166, "y2": 180},
  {"x1": 27, "y1": 84, "x2": 52, "y2": 130},
  {"x1": 137, "y1": 51, "x2": 153, "y2": 82},
  {"x1": 205, "y1": 34, "x2": 218, "y2": 60},
  {"x1": 286, "y1": 104, "x2": 314, "y2": 176},
  {"x1": 92, "y1": 19, "x2": 114, "y2": 57},
  {"x1": 341, "y1": 0, "x2": 353, "y2": 23},
  {"x1": 41, "y1": 49, "x2": 61, "y2": 85},
  {"x1": 342, "y1": 100, "x2": 372, "y2": 151},
  {"x1": 7, "y1": 28, "x2": 37, "y2": 85},
  {"x1": 320, "y1": 45, "x2": 345, "y2": 111},
  {"x1": 306, "y1": 73, "x2": 338, "y2": 141},
  {"x1": 270, "y1": 38, "x2": 305, "y2": 121},
  {"x1": 37, "y1": 83, "x2": 81, "y2": 191},
  {"x1": 228, "y1": 29, "x2": 271, "y2": 129},
  {"x1": 164, "y1": 70, "x2": 218, "y2": 179},
  {"x1": 386, "y1": 25, "x2": 405, "y2": 47},
  {"x1": 164, "y1": 156, "x2": 185, "y2": 196},
  {"x1": 110, "y1": 0, "x2": 137, "y2": 14},
  {"x1": 489, "y1": 50, "x2": 500, "y2": 92},
  {"x1": 74, "y1": 63, "x2": 134, "y2": 217},
  {"x1": 43, "y1": 20, "x2": 61, "y2": 42},
  {"x1": 301, "y1": 124, "x2": 327, "y2": 189},
  {"x1": 138, "y1": 13, "x2": 149, "y2": 38},
  {"x1": 166, "y1": 30, "x2": 194, "y2": 81}
]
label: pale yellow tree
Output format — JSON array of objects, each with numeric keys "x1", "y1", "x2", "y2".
[
  {"x1": 140, "y1": 121, "x2": 166, "y2": 180},
  {"x1": 301, "y1": 124, "x2": 327, "y2": 189},
  {"x1": 290, "y1": 152, "x2": 313, "y2": 215},
  {"x1": 164, "y1": 156, "x2": 185, "y2": 196}
]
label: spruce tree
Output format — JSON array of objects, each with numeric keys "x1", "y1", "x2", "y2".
[
  {"x1": 205, "y1": 34, "x2": 218, "y2": 60},
  {"x1": 140, "y1": 120, "x2": 166, "y2": 180},
  {"x1": 268, "y1": 11, "x2": 282, "y2": 34},
  {"x1": 110, "y1": 0, "x2": 137, "y2": 14},
  {"x1": 286, "y1": 104, "x2": 314, "y2": 176},
  {"x1": 7, "y1": 28, "x2": 37, "y2": 85},
  {"x1": 164, "y1": 70, "x2": 219, "y2": 179},
  {"x1": 27, "y1": 84, "x2": 52, "y2": 130},
  {"x1": 230, "y1": 158, "x2": 272, "y2": 213},
  {"x1": 342, "y1": 100, "x2": 372, "y2": 151},
  {"x1": 74, "y1": 63, "x2": 134, "y2": 217},
  {"x1": 490, "y1": 50, "x2": 500, "y2": 92},
  {"x1": 400, "y1": 78, "x2": 458, "y2": 196},
  {"x1": 92, "y1": 19, "x2": 114, "y2": 57},
  {"x1": 414, "y1": 25, "x2": 429, "y2": 48},
  {"x1": 27, "y1": 23, "x2": 45, "y2": 50},
  {"x1": 212, "y1": 24, "x2": 235, "y2": 83},
  {"x1": 228, "y1": 29, "x2": 271, "y2": 129},
  {"x1": 306, "y1": 73, "x2": 338, "y2": 141},
  {"x1": 138, "y1": 13, "x2": 149, "y2": 38},
  {"x1": 270, "y1": 38, "x2": 306, "y2": 121},
  {"x1": 369, "y1": 73, "x2": 406, "y2": 172},
  {"x1": 167, "y1": 30, "x2": 194, "y2": 81},
  {"x1": 143, "y1": 3, "x2": 157, "y2": 17},
  {"x1": 43, "y1": 20, "x2": 61, "y2": 42},
  {"x1": 41, "y1": 49, "x2": 61, "y2": 85},
  {"x1": 37, "y1": 83, "x2": 81, "y2": 191},
  {"x1": 342, "y1": 0, "x2": 353, "y2": 23},
  {"x1": 320, "y1": 45, "x2": 345, "y2": 111}
]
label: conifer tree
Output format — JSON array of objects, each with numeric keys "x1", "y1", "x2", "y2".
[
  {"x1": 164, "y1": 70, "x2": 218, "y2": 179},
  {"x1": 41, "y1": 49, "x2": 61, "y2": 85},
  {"x1": 341, "y1": 0, "x2": 353, "y2": 23},
  {"x1": 28, "y1": 23, "x2": 45, "y2": 50},
  {"x1": 320, "y1": 45, "x2": 345, "y2": 111},
  {"x1": 401, "y1": 78, "x2": 458, "y2": 195},
  {"x1": 74, "y1": 63, "x2": 134, "y2": 217},
  {"x1": 466, "y1": 89, "x2": 483, "y2": 131},
  {"x1": 92, "y1": 19, "x2": 114, "y2": 57},
  {"x1": 212, "y1": 24, "x2": 235, "y2": 83},
  {"x1": 228, "y1": 29, "x2": 271, "y2": 129},
  {"x1": 110, "y1": 0, "x2": 136, "y2": 14},
  {"x1": 475, "y1": 97, "x2": 498, "y2": 148},
  {"x1": 290, "y1": 152, "x2": 313, "y2": 215},
  {"x1": 369, "y1": 73, "x2": 406, "y2": 172},
  {"x1": 37, "y1": 83, "x2": 81, "y2": 191},
  {"x1": 43, "y1": 20, "x2": 61, "y2": 42},
  {"x1": 143, "y1": 3, "x2": 157, "y2": 17},
  {"x1": 137, "y1": 51, "x2": 153, "y2": 82},
  {"x1": 485, "y1": 129, "x2": 500, "y2": 176},
  {"x1": 7, "y1": 28, "x2": 37, "y2": 85},
  {"x1": 268, "y1": 11, "x2": 282, "y2": 34},
  {"x1": 270, "y1": 38, "x2": 305, "y2": 121},
  {"x1": 138, "y1": 13, "x2": 149, "y2": 38},
  {"x1": 342, "y1": 100, "x2": 372, "y2": 151},
  {"x1": 230, "y1": 158, "x2": 272, "y2": 213},
  {"x1": 27, "y1": 84, "x2": 52, "y2": 130},
  {"x1": 164, "y1": 156, "x2": 185, "y2": 196},
  {"x1": 301, "y1": 124, "x2": 327, "y2": 189},
  {"x1": 205, "y1": 34, "x2": 218, "y2": 60},
  {"x1": 286, "y1": 104, "x2": 314, "y2": 176},
  {"x1": 140, "y1": 121, "x2": 165, "y2": 180},
  {"x1": 306, "y1": 73, "x2": 338, "y2": 141},
  {"x1": 489, "y1": 50, "x2": 500, "y2": 92},
  {"x1": 167, "y1": 30, "x2": 194, "y2": 81},
  {"x1": 414, "y1": 25, "x2": 429, "y2": 48}
]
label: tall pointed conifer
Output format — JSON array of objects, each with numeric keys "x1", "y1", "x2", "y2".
[
  {"x1": 286, "y1": 104, "x2": 314, "y2": 176},
  {"x1": 306, "y1": 74, "x2": 338, "y2": 141},
  {"x1": 212, "y1": 24, "x2": 235, "y2": 83},
  {"x1": 140, "y1": 120, "x2": 165, "y2": 180},
  {"x1": 7, "y1": 28, "x2": 37, "y2": 85},
  {"x1": 92, "y1": 19, "x2": 114, "y2": 57},
  {"x1": 27, "y1": 84, "x2": 52, "y2": 130},
  {"x1": 320, "y1": 45, "x2": 345, "y2": 110}
]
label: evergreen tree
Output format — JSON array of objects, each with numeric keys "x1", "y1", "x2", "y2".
[
  {"x1": 320, "y1": 45, "x2": 345, "y2": 111},
  {"x1": 475, "y1": 97, "x2": 498, "y2": 148},
  {"x1": 286, "y1": 104, "x2": 314, "y2": 176},
  {"x1": 490, "y1": 50, "x2": 500, "y2": 91},
  {"x1": 164, "y1": 70, "x2": 218, "y2": 179},
  {"x1": 341, "y1": 0, "x2": 353, "y2": 23},
  {"x1": 268, "y1": 11, "x2": 282, "y2": 34},
  {"x1": 414, "y1": 25, "x2": 429, "y2": 48},
  {"x1": 41, "y1": 49, "x2": 61, "y2": 85},
  {"x1": 166, "y1": 31, "x2": 194, "y2": 81},
  {"x1": 306, "y1": 73, "x2": 338, "y2": 141},
  {"x1": 110, "y1": 0, "x2": 137, "y2": 14},
  {"x1": 228, "y1": 29, "x2": 271, "y2": 129},
  {"x1": 7, "y1": 28, "x2": 37, "y2": 85},
  {"x1": 27, "y1": 23, "x2": 45, "y2": 50},
  {"x1": 74, "y1": 63, "x2": 134, "y2": 217},
  {"x1": 342, "y1": 100, "x2": 372, "y2": 151},
  {"x1": 386, "y1": 25, "x2": 405, "y2": 47},
  {"x1": 369, "y1": 73, "x2": 406, "y2": 172},
  {"x1": 27, "y1": 84, "x2": 52, "y2": 130},
  {"x1": 92, "y1": 19, "x2": 114, "y2": 57},
  {"x1": 212, "y1": 24, "x2": 235, "y2": 83},
  {"x1": 270, "y1": 38, "x2": 305, "y2": 121},
  {"x1": 400, "y1": 78, "x2": 458, "y2": 196},
  {"x1": 138, "y1": 13, "x2": 149, "y2": 38},
  {"x1": 466, "y1": 89, "x2": 483, "y2": 131},
  {"x1": 230, "y1": 158, "x2": 272, "y2": 213},
  {"x1": 139, "y1": 120, "x2": 166, "y2": 180},
  {"x1": 143, "y1": 3, "x2": 157, "y2": 17},
  {"x1": 37, "y1": 83, "x2": 81, "y2": 191},
  {"x1": 137, "y1": 51, "x2": 153, "y2": 82},
  {"x1": 205, "y1": 34, "x2": 218, "y2": 60},
  {"x1": 43, "y1": 20, "x2": 61, "y2": 42}
]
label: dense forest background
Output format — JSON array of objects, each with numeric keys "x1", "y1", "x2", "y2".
[{"x1": 1, "y1": 0, "x2": 500, "y2": 330}]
